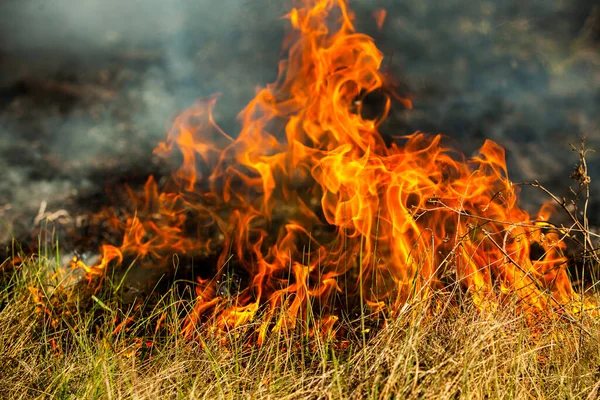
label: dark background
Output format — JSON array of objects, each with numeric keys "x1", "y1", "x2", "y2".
[{"x1": 0, "y1": 0, "x2": 598, "y2": 245}]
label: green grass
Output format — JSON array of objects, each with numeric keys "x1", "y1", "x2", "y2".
[{"x1": 1, "y1": 244, "x2": 600, "y2": 399}]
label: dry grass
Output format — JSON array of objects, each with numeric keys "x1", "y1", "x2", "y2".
[{"x1": 1, "y1": 250, "x2": 599, "y2": 400}]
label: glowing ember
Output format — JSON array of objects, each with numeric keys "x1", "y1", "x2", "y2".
[{"x1": 79, "y1": 0, "x2": 590, "y2": 341}]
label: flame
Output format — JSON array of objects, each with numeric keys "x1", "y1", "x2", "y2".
[
  {"x1": 78, "y1": 0, "x2": 591, "y2": 341},
  {"x1": 372, "y1": 9, "x2": 386, "y2": 31}
]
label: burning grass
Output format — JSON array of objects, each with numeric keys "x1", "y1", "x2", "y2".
[
  {"x1": 1, "y1": 0, "x2": 600, "y2": 397},
  {"x1": 34, "y1": 0, "x2": 595, "y2": 341},
  {"x1": 1, "y1": 253, "x2": 600, "y2": 399}
]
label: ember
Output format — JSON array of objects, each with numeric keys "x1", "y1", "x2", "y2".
[{"x1": 75, "y1": 0, "x2": 592, "y2": 341}]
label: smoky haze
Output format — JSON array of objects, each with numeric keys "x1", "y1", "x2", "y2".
[{"x1": 0, "y1": 0, "x2": 598, "y2": 244}]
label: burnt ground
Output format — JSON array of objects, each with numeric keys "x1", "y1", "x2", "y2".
[{"x1": 0, "y1": 0, "x2": 598, "y2": 261}]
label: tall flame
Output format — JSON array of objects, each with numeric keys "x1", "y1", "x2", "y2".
[{"x1": 82, "y1": 0, "x2": 588, "y2": 341}]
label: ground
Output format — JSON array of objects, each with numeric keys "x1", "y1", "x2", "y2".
[
  {"x1": 0, "y1": 0, "x2": 598, "y2": 247},
  {"x1": 1, "y1": 256, "x2": 600, "y2": 398}
]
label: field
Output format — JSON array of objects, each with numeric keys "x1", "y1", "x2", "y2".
[
  {"x1": 0, "y1": 239, "x2": 598, "y2": 399},
  {"x1": 1, "y1": 0, "x2": 599, "y2": 398}
]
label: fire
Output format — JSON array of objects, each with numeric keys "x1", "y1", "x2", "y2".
[
  {"x1": 77, "y1": 0, "x2": 590, "y2": 341},
  {"x1": 372, "y1": 9, "x2": 386, "y2": 31}
]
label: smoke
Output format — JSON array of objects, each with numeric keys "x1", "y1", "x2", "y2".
[
  {"x1": 0, "y1": 0, "x2": 286, "y2": 144},
  {"x1": 0, "y1": 0, "x2": 598, "y2": 244},
  {"x1": 0, "y1": 0, "x2": 248, "y2": 53}
]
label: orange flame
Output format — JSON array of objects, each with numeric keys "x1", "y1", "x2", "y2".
[
  {"x1": 79, "y1": 0, "x2": 590, "y2": 341},
  {"x1": 372, "y1": 8, "x2": 386, "y2": 31}
]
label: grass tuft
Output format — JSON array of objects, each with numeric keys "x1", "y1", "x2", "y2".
[{"x1": 1, "y1": 248, "x2": 599, "y2": 399}]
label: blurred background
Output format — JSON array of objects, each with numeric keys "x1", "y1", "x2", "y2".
[{"x1": 0, "y1": 0, "x2": 598, "y2": 245}]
